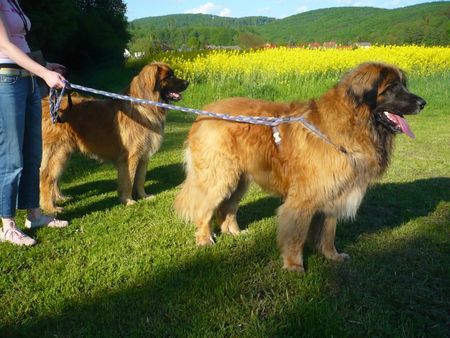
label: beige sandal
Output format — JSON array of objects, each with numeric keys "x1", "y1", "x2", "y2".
[{"x1": 25, "y1": 214, "x2": 69, "y2": 229}]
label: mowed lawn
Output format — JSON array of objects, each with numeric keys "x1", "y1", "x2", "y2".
[{"x1": 0, "y1": 64, "x2": 449, "y2": 337}]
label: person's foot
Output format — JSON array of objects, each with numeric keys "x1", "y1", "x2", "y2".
[
  {"x1": 1, "y1": 222, "x2": 36, "y2": 246},
  {"x1": 25, "y1": 214, "x2": 69, "y2": 229}
]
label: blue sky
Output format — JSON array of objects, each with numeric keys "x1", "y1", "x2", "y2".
[{"x1": 125, "y1": 0, "x2": 436, "y2": 21}]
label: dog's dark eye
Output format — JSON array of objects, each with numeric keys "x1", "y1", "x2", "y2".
[
  {"x1": 388, "y1": 83, "x2": 401, "y2": 92},
  {"x1": 379, "y1": 84, "x2": 393, "y2": 96}
]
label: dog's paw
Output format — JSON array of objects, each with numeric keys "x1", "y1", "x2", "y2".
[
  {"x1": 53, "y1": 206, "x2": 65, "y2": 214},
  {"x1": 55, "y1": 194, "x2": 72, "y2": 202},
  {"x1": 221, "y1": 223, "x2": 243, "y2": 236},
  {"x1": 142, "y1": 194, "x2": 156, "y2": 201},
  {"x1": 124, "y1": 199, "x2": 137, "y2": 206},
  {"x1": 282, "y1": 262, "x2": 305, "y2": 273},
  {"x1": 42, "y1": 206, "x2": 64, "y2": 215},
  {"x1": 326, "y1": 252, "x2": 351, "y2": 262},
  {"x1": 337, "y1": 252, "x2": 351, "y2": 261},
  {"x1": 282, "y1": 256, "x2": 305, "y2": 273},
  {"x1": 196, "y1": 235, "x2": 215, "y2": 246}
]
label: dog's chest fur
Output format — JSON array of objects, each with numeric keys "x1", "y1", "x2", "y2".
[{"x1": 118, "y1": 106, "x2": 166, "y2": 155}]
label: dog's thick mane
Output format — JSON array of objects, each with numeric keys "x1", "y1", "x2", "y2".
[
  {"x1": 121, "y1": 64, "x2": 168, "y2": 131},
  {"x1": 318, "y1": 63, "x2": 397, "y2": 175}
]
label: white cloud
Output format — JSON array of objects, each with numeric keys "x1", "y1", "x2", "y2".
[
  {"x1": 296, "y1": 6, "x2": 308, "y2": 13},
  {"x1": 185, "y1": 2, "x2": 231, "y2": 17},
  {"x1": 336, "y1": 0, "x2": 372, "y2": 5},
  {"x1": 185, "y1": 2, "x2": 215, "y2": 14},
  {"x1": 219, "y1": 8, "x2": 231, "y2": 17},
  {"x1": 336, "y1": 0, "x2": 356, "y2": 4},
  {"x1": 389, "y1": 0, "x2": 402, "y2": 6},
  {"x1": 257, "y1": 6, "x2": 272, "y2": 14}
]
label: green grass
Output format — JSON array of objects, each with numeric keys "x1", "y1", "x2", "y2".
[{"x1": 1, "y1": 67, "x2": 449, "y2": 337}]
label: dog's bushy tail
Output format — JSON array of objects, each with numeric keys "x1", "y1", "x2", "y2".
[{"x1": 174, "y1": 147, "x2": 201, "y2": 223}]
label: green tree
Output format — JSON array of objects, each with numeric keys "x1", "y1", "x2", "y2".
[
  {"x1": 22, "y1": 0, "x2": 129, "y2": 71},
  {"x1": 237, "y1": 32, "x2": 264, "y2": 48},
  {"x1": 21, "y1": 0, "x2": 78, "y2": 62}
]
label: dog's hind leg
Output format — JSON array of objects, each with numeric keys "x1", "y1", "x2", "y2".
[
  {"x1": 193, "y1": 168, "x2": 243, "y2": 245},
  {"x1": 216, "y1": 174, "x2": 250, "y2": 236},
  {"x1": 175, "y1": 148, "x2": 242, "y2": 246},
  {"x1": 40, "y1": 145, "x2": 72, "y2": 214}
]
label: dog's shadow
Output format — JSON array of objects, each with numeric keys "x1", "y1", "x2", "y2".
[
  {"x1": 236, "y1": 177, "x2": 449, "y2": 243},
  {"x1": 9, "y1": 177, "x2": 449, "y2": 337},
  {"x1": 59, "y1": 162, "x2": 185, "y2": 218},
  {"x1": 60, "y1": 154, "x2": 449, "y2": 236}
]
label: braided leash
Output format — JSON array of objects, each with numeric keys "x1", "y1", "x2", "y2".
[{"x1": 49, "y1": 82, "x2": 347, "y2": 154}]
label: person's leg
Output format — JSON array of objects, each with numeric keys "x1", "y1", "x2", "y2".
[
  {"x1": 0, "y1": 76, "x2": 36, "y2": 246},
  {"x1": 0, "y1": 76, "x2": 27, "y2": 219},
  {"x1": 18, "y1": 76, "x2": 68, "y2": 229},
  {"x1": 18, "y1": 76, "x2": 42, "y2": 211}
]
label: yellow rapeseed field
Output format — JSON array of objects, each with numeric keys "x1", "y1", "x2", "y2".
[{"x1": 161, "y1": 46, "x2": 450, "y2": 83}]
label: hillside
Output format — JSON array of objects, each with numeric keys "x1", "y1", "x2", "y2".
[
  {"x1": 127, "y1": 2, "x2": 450, "y2": 52},
  {"x1": 129, "y1": 14, "x2": 274, "y2": 51},
  {"x1": 256, "y1": 2, "x2": 450, "y2": 45},
  {"x1": 130, "y1": 14, "x2": 275, "y2": 29}
]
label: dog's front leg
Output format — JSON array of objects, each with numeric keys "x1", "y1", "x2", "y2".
[
  {"x1": 277, "y1": 202, "x2": 313, "y2": 273},
  {"x1": 117, "y1": 157, "x2": 138, "y2": 206},
  {"x1": 316, "y1": 215, "x2": 350, "y2": 261},
  {"x1": 133, "y1": 155, "x2": 154, "y2": 200}
]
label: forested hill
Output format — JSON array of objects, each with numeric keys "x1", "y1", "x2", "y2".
[
  {"x1": 128, "y1": 2, "x2": 450, "y2": 52},
  {"x1": 256, "y1": 2, "x2": 450, "y2": 45},
  {"x1": 130, "y1": 14, "x2": 276, "y2": 29},
  {"x1": 129, "y1": 14, "x2": 276, "y2": 50}
]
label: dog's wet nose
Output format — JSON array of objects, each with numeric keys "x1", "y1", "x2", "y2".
[
  {"x1": 418, "y1": 98, "x2": 426, "y2": 110},
  {"x1": 184, "y1": 80, "x2": 190, "y2": 87}
]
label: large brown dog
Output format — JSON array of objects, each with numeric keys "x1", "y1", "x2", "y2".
[
  {"x1": 41, "y1": 62, "x2": 189, "y2": 213},
  {"x1": 174, "y1": 62, "x2": 426, "y2": 272}
]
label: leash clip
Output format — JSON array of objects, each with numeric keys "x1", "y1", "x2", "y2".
[
  {"x1": 49, "y1": 81, "x2": 70, "y2": 124},
  {"x1": 272, "y1": 126, "x2": 281, "y2": 145}
]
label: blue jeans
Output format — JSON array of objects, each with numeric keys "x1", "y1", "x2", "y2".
[{"x1": 0, "y1": 75, "x2": 42, "y2": 218}]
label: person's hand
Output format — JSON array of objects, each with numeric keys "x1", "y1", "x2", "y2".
[
  {"x1": 46, "y1": 62, "x2": 66, "y2": 75},
  {"x1": 42, "y1": 69, "x2": 66, "y2": 89}
]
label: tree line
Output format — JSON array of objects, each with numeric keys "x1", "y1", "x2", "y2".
[
  {"x1": 128, "y1": 3, "x2": 450, "y2": 52},
  {"x1": 21, "y1": 0, "x2": 129, "y2": 72}
]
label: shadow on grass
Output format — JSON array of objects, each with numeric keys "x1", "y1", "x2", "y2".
[
  {"x1": 237, "y1": 177, "x2": 449, "y2": 239},
  {"x1": 58, "y1": 129, "x2": 188, "y2": 186},
  {"x1": 58, "y1": 163, "x2": 184, "y2": 218},
  {"x1": 11, "y1": 177, "x2": 448, "y2": 336},
  {"x1": 166, "y1": 110, "x2": 197, "y2": 124}
]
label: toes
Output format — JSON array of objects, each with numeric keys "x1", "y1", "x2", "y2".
[
  {"x1": 282, "y1": 256, "x2": 305, "y2": 273},
  {"x1": 282, "y1": 263, "x2": 305, "y2": 273},
  {"x1": 325, "y1": 252, "x2": 351, "y2": 262},
  {"x1": 125, "y1": 199, "x2": 137, "y2": 206},
  {"x1": 338, "y1": 252, "x2": 351, "y2": 260},
  {"x1": 196, "y1": 234, "x2": 215, "y2": 246}
]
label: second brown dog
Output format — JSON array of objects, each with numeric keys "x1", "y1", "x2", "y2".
[{"x1": 41, "y1": 62, "x2": 189, "y2": 213}]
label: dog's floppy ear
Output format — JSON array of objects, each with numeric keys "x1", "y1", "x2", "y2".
[
  {"x1": 129, "y1": 63, "x2": 161, "y2": 99},
  {"x1": 346, "y1": 63, "x2": 386, "y2": 109}
]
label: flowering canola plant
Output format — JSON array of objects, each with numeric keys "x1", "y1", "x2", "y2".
[{"x1": 161, "y1": 46, "x2": 450, "y2": 83}]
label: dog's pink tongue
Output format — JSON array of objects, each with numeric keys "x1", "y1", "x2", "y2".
[{"x1": 386, "y1": 112, "x2": 415, "y2": 138}]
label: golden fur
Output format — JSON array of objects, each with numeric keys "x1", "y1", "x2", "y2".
[
  {"x1": 41, "y1": 62, "x2": 188, "y2": 213},
  {"x1": 174, "y1": 62, "x2": 425, "y2": 272}
]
